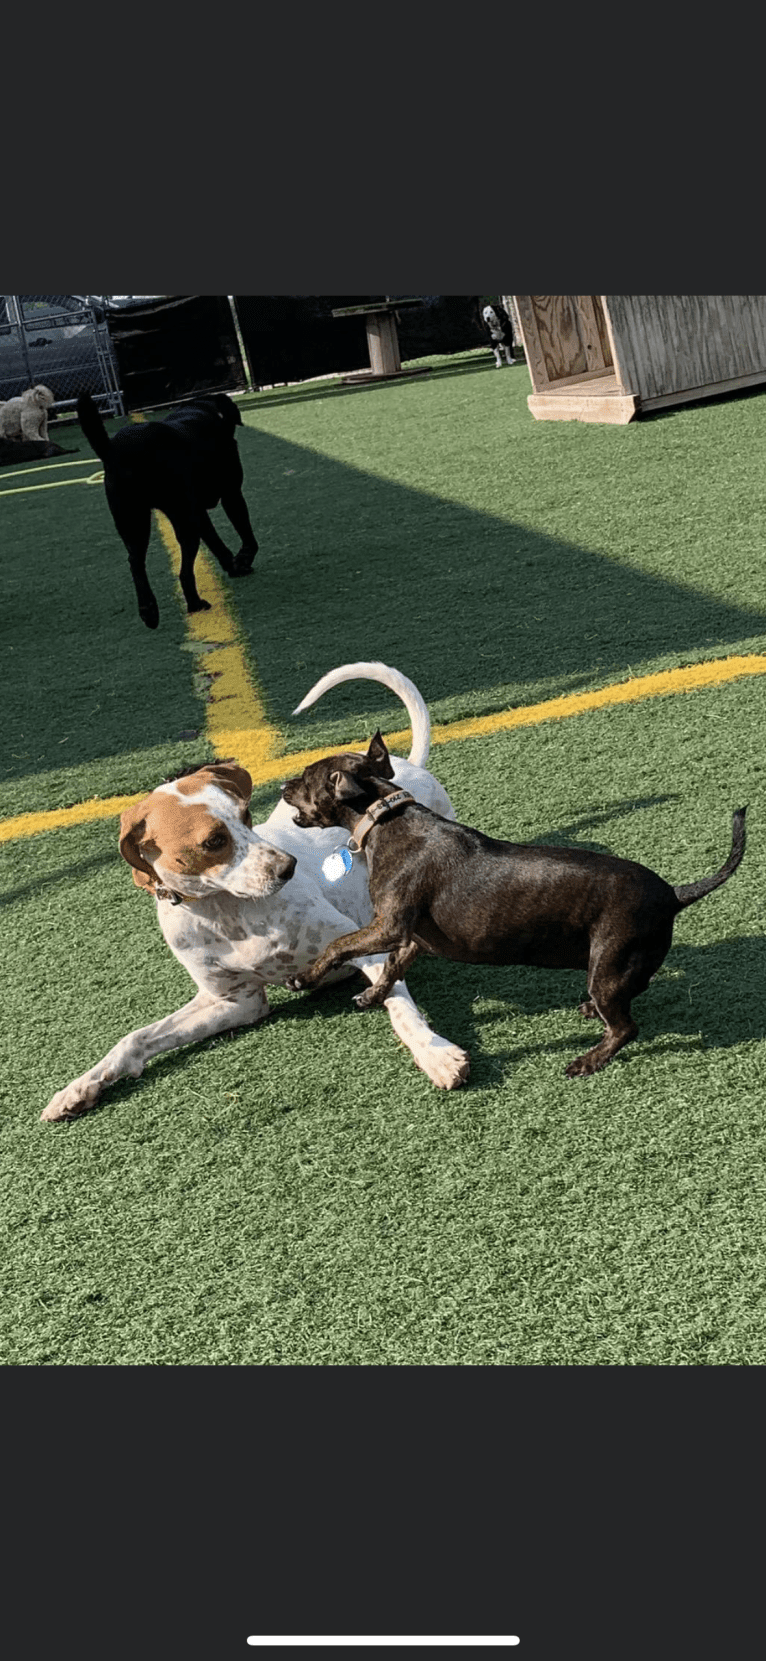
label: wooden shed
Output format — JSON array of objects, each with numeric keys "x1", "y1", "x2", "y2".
[{"x1": 512, "y1": 296, "x2": 766, "y2": 423}]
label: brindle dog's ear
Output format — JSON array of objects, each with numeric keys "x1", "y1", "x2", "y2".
[
  {"x1": 119, "y1": 804, "x2": 157, "y2": 890},
  {"x1": 329, "y1": 769, "x2": 367, "y2": 802},
  {"x1": 366, "y1": 730, "x2": 394, "y2": 777}
]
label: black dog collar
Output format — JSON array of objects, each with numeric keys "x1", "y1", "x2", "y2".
[{"x1": 154, "y1": 884, "x2": 198, "y2": 906}]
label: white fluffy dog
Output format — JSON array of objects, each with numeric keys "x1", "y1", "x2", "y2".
[{"x1": 0, "y1": 384, "x2": 55, "y2": 442}]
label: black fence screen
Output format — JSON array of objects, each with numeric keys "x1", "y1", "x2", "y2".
[
  {"x1": 234, "y1": 295, "x2": 487, "y2": 386},
  {"x1": 106, "y1": 296, "x2": 246, "y2": 411},
  {"x1": 102, "y1": 295, "x2": 493, "y2": 410},
  {"x1": 396, "y1": 296, "x2": 487, "y2": 362},
  {"x1": 233, "y1": 297, "x2": 371, "y2": 386}
]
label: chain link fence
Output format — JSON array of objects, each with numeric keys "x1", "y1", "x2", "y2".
[{"x1": 0, "y1": 295, "x2": 124, "y2": 416}]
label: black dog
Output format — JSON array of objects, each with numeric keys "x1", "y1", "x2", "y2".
[
  {"x1": 283, "y1": 734, "x2": 746, "y2": 1078},
  {"x1": 0, "y1": 436, "x2": 74, "y2": 466},
  {"x1": 482, "y1": 302, "x2": 516, "y2": 367},
  {"x1": 77, "y1": 392, "x2": 259, "y2": 629}
]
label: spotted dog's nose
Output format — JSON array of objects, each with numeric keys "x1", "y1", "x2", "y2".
[{"x1": 277, "y1": 852, "x2": 297, "y2": 882}]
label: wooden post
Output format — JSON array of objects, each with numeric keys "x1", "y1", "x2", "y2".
[
  {"x1": 366, "y1": 312, "x2": 401, "y2": 376},
  {"x1": 331, "y1": 300, "x2": 428, "y2": 384}
]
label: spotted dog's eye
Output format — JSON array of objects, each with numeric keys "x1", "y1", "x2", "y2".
[{"x1": 203, "y1": 832, "x2": 228, "y2": 853}]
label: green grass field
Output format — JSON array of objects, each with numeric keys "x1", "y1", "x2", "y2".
[{"x1": 2, "y1": 349, "x2": 766, "y2": 1364}]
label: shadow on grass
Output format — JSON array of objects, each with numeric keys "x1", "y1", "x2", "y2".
[
  {"x1": 57, "y1": 931, "x2": 765, "y2": 1128},
  {"x1": 413, "y1": 933, "x2": 766, "y2": 1086},
  {"x1": 227, "y1": 424, "x2": 766, "y2": 743},
  {"x1": 639, "y1": 380, "x2": 766, "y2": 423},
  {"x1": 540, "y1": 792, "x2": 681, "y2": 849},
  {"x1": 5, "y1": 402, "x2": 766, "y2": 788},
  {"x1": 0, "y1": 849, "x2": 117, "y2": 909}
]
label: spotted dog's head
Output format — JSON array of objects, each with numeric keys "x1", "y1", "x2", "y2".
[
  {"x1": 483, "y1": 305, "x2": 509, "y2": 341},
  {"x1": 282, "y1": 731, "x2": 395, "y2": 829},
  {"x1": 120, "y1": 762, "x2": 296, "y2": 900}
]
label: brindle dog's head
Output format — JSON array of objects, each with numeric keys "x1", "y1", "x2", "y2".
[{"x1": 282, "y1": 731, "x2": 395, "y2": 828}]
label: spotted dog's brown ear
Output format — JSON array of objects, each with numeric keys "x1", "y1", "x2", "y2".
[
  {"x1": 129, "y1": 867, "x2": 155, "y2": 891},
  {"x1": 119, "y1": 803, "x2": 157, "y2": 892},
  {"x1": 199, "y1": 762, "x2": 254, "y2": 825},
  {"x1": 203, "y1": 761, "x2": 253, "y2": 802}
]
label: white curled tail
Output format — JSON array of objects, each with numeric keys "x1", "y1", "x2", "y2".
[{"x1": 292, "y1": 660, "x2": 431, "y2": 766}]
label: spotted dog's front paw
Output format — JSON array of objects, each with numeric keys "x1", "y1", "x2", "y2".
[
  {"x1": 417, "y1": 1038, "x2": 471, "y2": 1090},
  {"x1": 41, "y1": 1075, "x2": 103, "y2": 1123}
]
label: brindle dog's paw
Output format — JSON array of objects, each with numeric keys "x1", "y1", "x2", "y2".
[
  {"x1": 285, "y1": 974, "x2": 309, "y2": 992},
  {"x1": 565, "y1": 1051, "x2": 604, "y2": 1078},
  {"x1": 187, "y1": 597, "x2": 211, "y2": 613},
  {"x1": 353, "y1": 986, "x2": 384, "y2": 1010}
]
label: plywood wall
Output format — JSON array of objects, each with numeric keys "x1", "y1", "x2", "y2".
[
  {"x1": 513, "y1": 297, "x2": 614, "y2": 391},
  {"x1": 603, "y1": 295, "x2": 766, "y2": 401}
]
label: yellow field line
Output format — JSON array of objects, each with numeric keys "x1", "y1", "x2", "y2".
[
  {"x1": 423, "y1": 653, "x2": 766, "y2": 745},
  {"x1": 0, "y1": 457, "x2": 101, "y2": 482},
  {"x1": 0, "y1": 471, "x2": 104, "y2": 496},
  {"x1": 3, "y1": 650, "x2": 766, "y2": 844},
  {"x1": 0, "y1": 792, "x2": 146, "y2": 840},
  {"x1": 153, "y1": 514, "x2": 282, "y2": 781}
]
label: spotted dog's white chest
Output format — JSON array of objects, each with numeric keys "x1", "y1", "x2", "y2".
[{"x1": 156, "y1": 889, "x2": 327, "y2": 988}]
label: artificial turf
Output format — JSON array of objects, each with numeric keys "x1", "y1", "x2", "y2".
[{"x1": 1, "y1": 350, "x2": 765, "y2": 1365}]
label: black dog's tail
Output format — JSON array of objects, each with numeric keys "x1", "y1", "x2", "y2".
[
  {"x1": 673, "y1": 808, "x2": 747, "y2": 910},
  {"x1": 76, "y1": 392, "x2": 112, "y2": 462}
]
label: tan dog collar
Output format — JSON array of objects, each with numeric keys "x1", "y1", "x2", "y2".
[{"x1": 347, "y1": 790, "x2": 415, "y2": 853}]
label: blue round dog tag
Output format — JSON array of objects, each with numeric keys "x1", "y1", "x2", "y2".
[{"x1": 321, "y1": 846, "x2": 354, "y2": 883}]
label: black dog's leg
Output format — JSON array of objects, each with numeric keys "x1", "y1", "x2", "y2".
[
  {"x1": 219, "y1": 486, "x2": 259, "y2": 575},
  {"x1": 105, "y1": 491, "x2": 160, "y2": 630},
  {"x1": 199, "y1": 510, "x2": 237, "y2": 576},
  {"x1": 354, "y1": 940, "x2": 422, "y2": 1009},
  {"x1": 170, "y1": 511, "x2": 210, "y2": 615}
]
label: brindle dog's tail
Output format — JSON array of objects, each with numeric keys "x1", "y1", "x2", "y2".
[{"x1": 673, "y1": 808, "x2": 747, "y2": 910}]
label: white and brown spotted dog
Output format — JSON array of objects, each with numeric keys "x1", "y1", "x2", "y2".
[
  {"x1": 0, "y1": 383, "x2": 55, "y2": 441},
  {"x1": 42, "y1": 663, "x2": 470, "y2": 1122}
]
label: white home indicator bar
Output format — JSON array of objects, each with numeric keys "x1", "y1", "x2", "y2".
[{"x1": 246, "y1": 1641, "x2": 520, "y2": 1649}]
